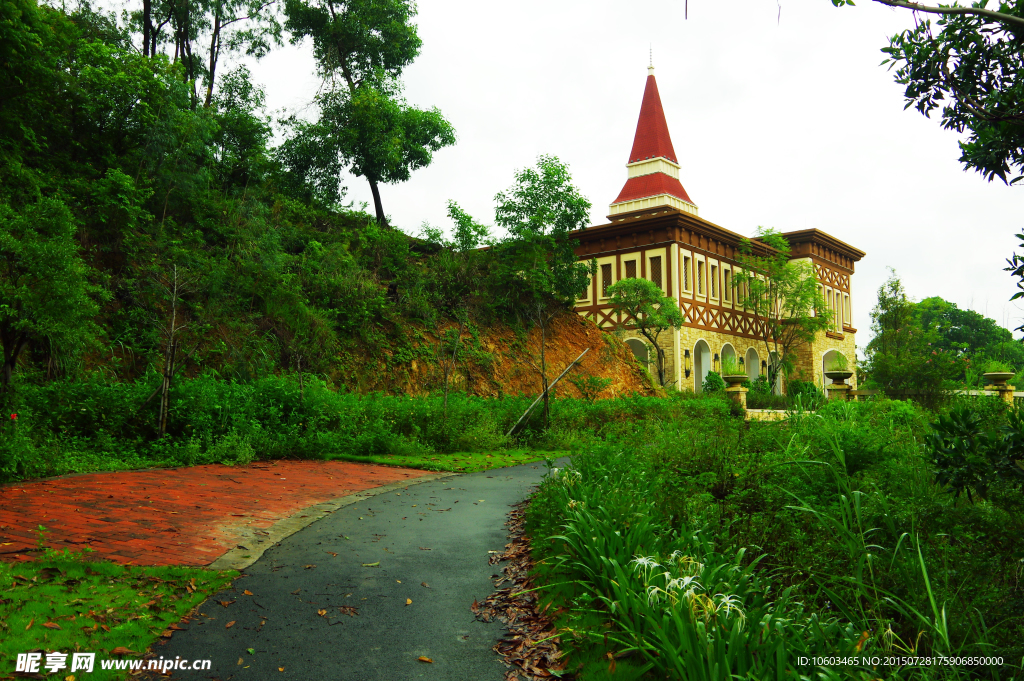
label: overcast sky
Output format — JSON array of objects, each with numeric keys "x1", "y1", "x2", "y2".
[{"x1": 233, "y1": 0, "x2": 1022, "y2": 344}]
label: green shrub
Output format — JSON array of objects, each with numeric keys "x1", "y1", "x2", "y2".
[{"x1": 701, "y1": 370, "x2": 725, "y2": 393}]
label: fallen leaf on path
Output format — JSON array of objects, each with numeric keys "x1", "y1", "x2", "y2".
[
  {"x1": 43, "y1": 622, "x2": 61, "y2": 630},
  {"x1": 418, "y1": 547, "x2": 431, "y2": 550},
  {"x1": 325, "y1": 551, "x2": 338, "y2": 557},
  {"x1": 247, "y1": 648, "x2": 255, "y2": 655},
  {"x1": 218, "y1": 600, "x2": 234, "y2": 607},
  {"x1": 110, "y1": 647, "x2": 137, "y2": 656},
  {"x1": 243, "y1": 590, "x2": 253, "y2": 595},
  {"x1": 361, "y1": 562, "x2": 379, "y2": 567},
  {"x1": 225, "y1": 621, "x2": 236, "y2": 628},
  {"x1": 278, "y1": 667, "x2": 284, "y2": 672},
  {"x1": 421, "y1": 582, "x2": 430, "y2": 588},
  {"x1": 161, "y1": 630, "x2": 173, "y2": 638},
  {"x1": 418, "y1": 657, "x2": 433, "y2": 664},
  {"x1": 338, "y1": 606, "x2": 358, "y2": 617},
  {"x1": 317, "y1": 609, "x2": 327, "y2": 617},
  {"x1": 168, "y1": 624, "x2": 187, "y2": 631},
  {"x1": 290, "y1": 589, "x2": 301, "y2": 595},
  {"x1": 405, "y1": 598, "x2": 412, "y2": 606},
  {"x1": 237, "y1": 658, "x2": 243, "y2": 666},
  {"x1": 303, "y1": 564, "x2": 316, "y2": 569}
]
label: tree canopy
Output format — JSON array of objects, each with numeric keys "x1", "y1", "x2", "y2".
[
  {"x1": 283, "y1": 0, "x2": 453, "y2": 225},
  {"x1": 831, "y1": 0, "x2": 1024, "y2": 184}
]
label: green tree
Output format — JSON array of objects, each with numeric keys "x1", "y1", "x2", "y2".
[
  {"x1": 830, "y1": 0, "x2": 1024, "y2": 184},
  {"x1": 915, "y1": 295, "x2": 1024, "y2": 383},
  {"x1": 0, "y1": 199, "x2": 107, "y2": 387},
  {"x1": 493, "y1": 155, "x2": 594, "y2": 425},
  {"x1": 283, "y1": 0, "x2": 454, "y2": 225},
  {"x1": 733, "y1": 228, "x2": 832, "y2": 391},
  {"x1": 606, "y1": 278, "x2": 683, "y2": 387},
  {"x1": 862, "y1": 269, "x2": 958, "y2": 398}
]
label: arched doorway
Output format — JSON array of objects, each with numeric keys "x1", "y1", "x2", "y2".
[
  {"x1": 721, "y1": 343, "x2": 737, "y2": 375},
  {"x1": 625, "y1": 338, "x2": 650, "y2": 367},
  {"x1": 694, "y1": 340, "x2": 711, "y2": 393},
  {"x1": 745, "y1": 347, "x2": 760, "y2": 382}
]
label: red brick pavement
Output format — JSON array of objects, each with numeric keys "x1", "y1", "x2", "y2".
[{"x1": 0, "y1": 461, "x2": 433, "y2": 566}]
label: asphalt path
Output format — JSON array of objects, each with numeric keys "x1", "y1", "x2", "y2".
[{"x1": 159, "y1": 458, "x2": 566, "y2": 681}]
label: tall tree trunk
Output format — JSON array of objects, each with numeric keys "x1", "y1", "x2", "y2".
[
  {"x1": 143, "y1": 0, "x2": 153, "y2": 56},
  {"x1": 540, "y1": 322, "x2": 549, "y2": 428},
  {"x1": 159, "y1": 339, "x2": 177, "y2": 436},
  {"x1": 368, "y1": 179, "x2": 387, "y2": 226},
  {"x1": 1, "y1": 333, "x2": 28, "y2": 388},
  {"x1": 204, "y1": 6, "x2": 222, "y2": 108}
]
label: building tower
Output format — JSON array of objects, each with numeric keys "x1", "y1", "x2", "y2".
[
  {"x1": 609, "y1": 66, "x2": 698, "y2": 218},
  {"x1": 572, "y1": 66, "x2": 865, "y2": 394}
]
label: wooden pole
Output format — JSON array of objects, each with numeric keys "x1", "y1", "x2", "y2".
[{"x1": 506, "y1": 348, "x2": 590, "y2": 438}]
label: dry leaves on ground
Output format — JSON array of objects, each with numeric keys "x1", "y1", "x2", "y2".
[{"x1": 471, "y1": 500, "x2": 567, "y2": 681}]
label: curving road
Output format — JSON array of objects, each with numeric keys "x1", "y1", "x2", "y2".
[{"x1": 158, "y1": 459, "x2": 563, "y2": 680}]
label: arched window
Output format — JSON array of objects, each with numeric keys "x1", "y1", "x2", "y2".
[
  {"x1": 625, "y1": 338, "x2": 649, "y2": 367},
  {"x1": 745, "y1": 347, "x2": 760, "y2": 381}
]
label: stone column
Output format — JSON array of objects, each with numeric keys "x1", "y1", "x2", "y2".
[
  {"x1": 827, "y1": 384, "x2": 851, "y2": 402},
  {"x1": 725, "y1": 385, "x2": 748, "y2": 411},
  {"x1": 991, "y1": 384, "x2": 1016, "y2": 405}
]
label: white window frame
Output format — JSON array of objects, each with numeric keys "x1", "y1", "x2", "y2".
[
  {"x1": 680, "y1": 249, "x2": 693, "y2": 296},
  {"x1": 647, "y1": 252, "x2": 666, "y2": 294}
]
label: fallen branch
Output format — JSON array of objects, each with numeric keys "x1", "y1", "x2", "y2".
[{"x1": 506, "y1": 348, "x2": 589, "y2": 438}]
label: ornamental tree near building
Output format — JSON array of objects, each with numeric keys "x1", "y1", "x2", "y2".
[
  {"x1": 606, "y1": 278, "x2": 683, "y2": 387},
  {"x1": 733, "y1": 228, "x2": 832, "y2": 392}
]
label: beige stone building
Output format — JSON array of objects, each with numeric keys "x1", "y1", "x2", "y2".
[{"x1": 572, "y1": 66, "x2": 865, "y2": 393}]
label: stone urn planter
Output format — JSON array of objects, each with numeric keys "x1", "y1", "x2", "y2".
[
  {"x1": 983, "y1": 371, "x2": 1015, "y2": 388},
  {"x1": 723, "y1": 374, "x2": 748, "y2": 387},
  {"x1": 824, "y1": 370, "x2": 854, "y2": 386}
]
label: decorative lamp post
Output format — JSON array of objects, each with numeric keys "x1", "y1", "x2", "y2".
[
  {"x1": 684, "y1": 349, "x2": 691, "y2": 378},
  {"x1": 713, "y1": 353, "x2": 720, "y2": 374}
]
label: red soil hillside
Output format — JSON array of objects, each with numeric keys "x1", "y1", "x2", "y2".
[{"x1": 341, "y1": 312, "x2": 654, "y2": 398}]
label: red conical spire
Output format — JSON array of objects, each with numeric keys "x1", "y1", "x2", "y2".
[
  {"x1": 627, "y1": 74, "x2": 678, "y2": 163},
  {"x1": 610, "y1": 67, "x2": 696, "y2": 215}
]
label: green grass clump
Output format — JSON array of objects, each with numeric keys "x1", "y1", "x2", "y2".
[
  {"x1": 0, "y1": 548, "x2": 236, "y2": 679},
  {"x1": 527, "y1": 397, "x2": 1024, "y2": 680},
  {"x1": 325, "y1": 448, "x2": 558, "y2": 472},
  {"x1": 0, "y1": 376, "x2": 729, "y2": 483}
]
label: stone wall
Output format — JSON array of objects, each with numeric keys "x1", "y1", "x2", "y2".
[{"x1": 616, "y1": 326, "x2": 858, "y2": 392}]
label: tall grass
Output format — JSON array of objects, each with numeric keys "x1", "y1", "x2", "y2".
[
  {"x1": 527, "y1": 398, "x2": 1023, "y2": 679},
  {"x1": 0, "y1": 373, "x2": 728, "y2": 482}
]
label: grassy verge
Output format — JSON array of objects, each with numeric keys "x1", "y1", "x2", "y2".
[
  {"x1": 0, "y1": 550, "x2": 236, "y2": 680},
  {"x1": 323, "y1": 448, "x2": 560, "y2": 472}
]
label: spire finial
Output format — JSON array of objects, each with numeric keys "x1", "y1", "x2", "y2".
[{"x1": 648, "y1": 45, "x2": 654, "y2": 76}]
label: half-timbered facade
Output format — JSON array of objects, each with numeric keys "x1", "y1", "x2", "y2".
[{"x1": 572, "y1": 67, "x2": 866, "y2": 392}]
